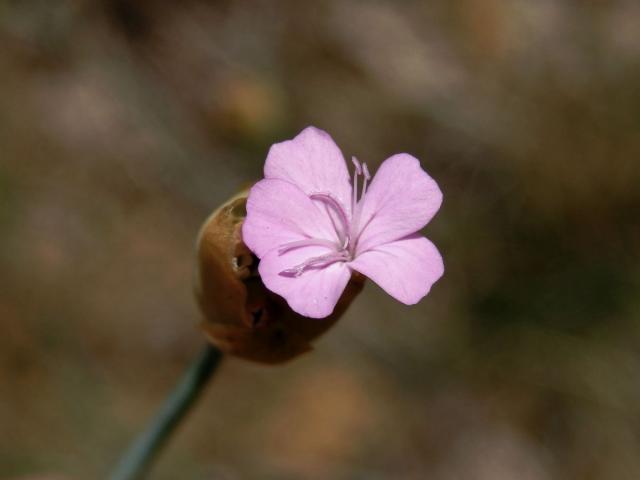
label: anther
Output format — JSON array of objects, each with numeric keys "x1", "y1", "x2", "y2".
[
  {"x1": 362, "y1": 162, "x2": 371, "y2": 181},
  {"x1": 361, "y1": 162, "x2": 371, "y2": 199},
  {"x1": 351, "y1": 156, "x2": 362, "y2": 175}
]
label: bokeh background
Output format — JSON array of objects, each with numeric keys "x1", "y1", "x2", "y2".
[{"x1": 1, "y1": 1, "x2": 639, "y2": 479}]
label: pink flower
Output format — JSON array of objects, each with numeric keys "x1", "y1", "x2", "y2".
[{"x1": 242, "y1": 126, "x2": 444, "y2": 318}]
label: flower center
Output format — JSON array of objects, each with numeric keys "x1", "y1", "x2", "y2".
[{"x1": 277, "y1": 158, "x2": 371, "y2": 277}]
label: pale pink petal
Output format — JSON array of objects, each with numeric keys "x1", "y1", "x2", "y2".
[
  {"x1": 243, "y1": 179, "x2": 338, "y2": 258},
  {"x1": 264, "y1": 126, "x2": 353, "y2": 217},
  {"x1": 258, "y1": 245, "x2": 351, "y2": 318},
  {"x1": 349, "y1": 234, "x2": 443, "y2": 305},
  {"x1": 355, "y1": 154, "x2": 442, "y2": 254}
]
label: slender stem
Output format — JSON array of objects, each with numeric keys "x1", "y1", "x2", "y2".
[{"x1": 109, "y1": 344, "x2": 223, "y2": 480}]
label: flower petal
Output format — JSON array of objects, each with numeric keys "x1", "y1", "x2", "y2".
[
  {"x1": 243, "y1": 179, "x2": 338, "y2": 258},
  {"x1": 356, "y1": 154, "x2": 442, "y2": 254},
  {"x1": 264, "y1": 126, "x2": 353, "y2": 217},
  {"x1": 349, "y1": 234, "x2": 443, "y2": 305},
  {"x1": 258, "y1": 245, "x2": 351, "y2": 318}
]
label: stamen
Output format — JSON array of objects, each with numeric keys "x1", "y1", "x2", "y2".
[
  {"x1": 351, "y1": 156, "x2": 361, "y2": 214},
  {"x1": 348, "y1": 160, "x2": 372, "y2": 255},
  {"x1": 325, "y1": 204, "x2": 344, "y2": 242},
  {"x1": 361, "y1": 162, "x2": 371, "y2": 198},
  {"x1": 278, "y1": 238, "x2": 339, "y2": 255},
  {"x1": 280, "y1": 251, "x2": 350, "y2": 277},
  {"x1": 310, "y1": 192, "x2": 351, "y2": 244}
]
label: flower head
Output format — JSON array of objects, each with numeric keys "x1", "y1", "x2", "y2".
[
  {"x1": 196, "y1": 189, "x2": 364, "y2": 363},
  {"x1": 242, "y1": 126, "x2": 444, "y2": 318}
]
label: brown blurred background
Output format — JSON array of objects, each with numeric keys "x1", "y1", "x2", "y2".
[{"x1": 1, "y1": 1, "x2": 639, "y2": 479}]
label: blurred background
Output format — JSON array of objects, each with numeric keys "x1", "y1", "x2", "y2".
[{"x1": 1, "y1": 0, "x2": 639, "y2": 479}]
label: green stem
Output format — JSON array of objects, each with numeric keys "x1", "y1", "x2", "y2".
[{"x1": 109, "y1": 344, "x2": 223, "y2": 480}]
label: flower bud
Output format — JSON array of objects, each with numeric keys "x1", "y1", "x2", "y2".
[{"x1": 195, "y1": 189, "x2": 364, "y2": 364}]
